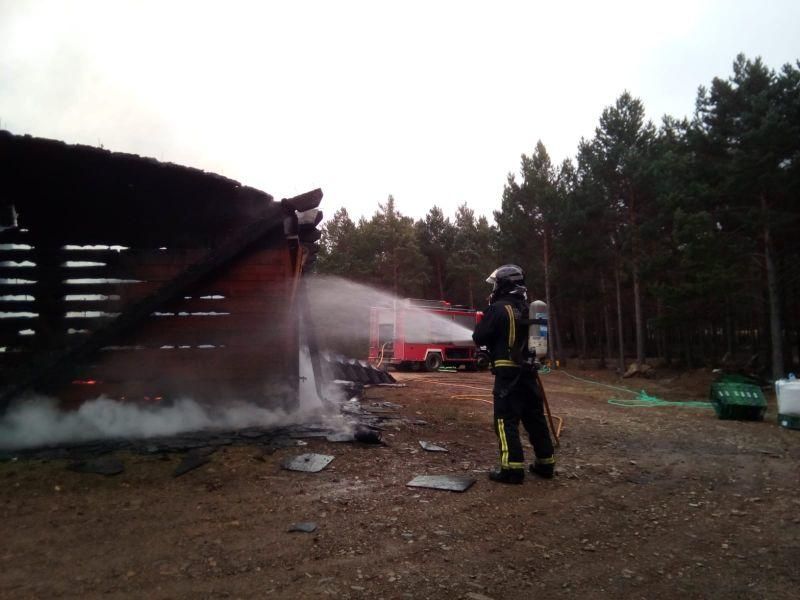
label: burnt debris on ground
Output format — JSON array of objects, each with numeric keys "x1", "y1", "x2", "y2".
[
  {"x1": 66, "y1": 456, "x2": 125, "y2": 476},
  {"x1": 406, "y1": 474, "x2": 477, "y2": 492},
  {"x1": 280, "y1": 453, "x2": 335, "y2": 473}
]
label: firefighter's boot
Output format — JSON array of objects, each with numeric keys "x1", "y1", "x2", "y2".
[
  {"x1": 488, "y1": 467, "x2": 524, "y2": 484},
  {"x1": 529, "y1": 458, "x2": 555, "y2": 479}
]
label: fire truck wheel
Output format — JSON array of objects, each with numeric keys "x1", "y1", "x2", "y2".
[{"x1": 424, "y1": 353, "x2": 443, "y2": 372}]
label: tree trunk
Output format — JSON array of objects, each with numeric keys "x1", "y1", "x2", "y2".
[
  {"x1": 601, "y1": 276, "x2": 612, "y2": 369},
  {"x1": 778, "y1": 254, "x2": 793, "y2": 373},
  {"x1": 699, "y1": 321, "x2": 707, "y2": 366},
  {"x1": 684, "y1": 327, "x2": 693, "y2": 369},
  {"x1": 615, "y1": 260, "x2": 625, "y2": 373},
  {"x1": 551, "y1": 302, "x2": 565, "y2": 367},
  {"x1": 795, "y1": 325, "x2": 800, "y2": 372},
  {"x1": 758, "y1": 286, "x2": 769, "y2": 372},
  {"x1": 792, "y1": 282, "x2": 800, "y2": 371},
  {"x1": 436, "y1": 258, "x2": 444, "y2": 300},
  {"x1": 725, "y1": 301, "x2": 734, "y2": 358},
  {"x1": 655, "y1": 297, "x2": 665, "y2": 364},
  {"x1": 625, "y1": 179, "x2": 646, "y2": 366},
  {"x1": 579, "y1": 302, "x2": 588, "y2": 360},
  {"x1": 392, "y1": 248, "x2": 399, "y2": 297},
  {"x1": 762, "y1": 193, "x2": 784, "y2": 379},
  {"x1": 543, "y1": 227, "x2": 556, "y2": 367},
  {"x1": 632, "y1": 258, "x2": 645, "y2": 365}
]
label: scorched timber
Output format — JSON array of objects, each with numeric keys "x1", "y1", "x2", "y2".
[{"x1": 0, "y1": 189, "x2": 322, "y2": 411}]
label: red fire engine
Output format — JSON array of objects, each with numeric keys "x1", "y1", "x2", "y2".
[{"x1": 368, "y1": 299, "x2": 489, "y2": 371}]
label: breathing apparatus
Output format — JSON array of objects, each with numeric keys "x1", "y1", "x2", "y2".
[{"x1": 486, "y1": 265, "x2": 549, "y2": 369}]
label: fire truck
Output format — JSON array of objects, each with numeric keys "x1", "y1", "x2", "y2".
[{"x1": 368, "y1": 299, "x2": 489, "y2": 372}]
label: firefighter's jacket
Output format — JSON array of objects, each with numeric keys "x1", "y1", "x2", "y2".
[{"x1": 472, "y1": 294, "x2": 530, "y2": 369}]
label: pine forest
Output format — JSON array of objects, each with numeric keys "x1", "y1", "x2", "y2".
[{"x1": 317, "y1": 55, "x2": 800, "y2": 379}]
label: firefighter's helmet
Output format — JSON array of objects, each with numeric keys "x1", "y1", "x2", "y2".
[{"x1": 486, "y1": 264, "x2": 526, "y2": 301}]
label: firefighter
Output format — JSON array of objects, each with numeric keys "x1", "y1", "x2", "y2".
[{"x1": 472, "y1": 264, "x2": 555, "y2": 484}]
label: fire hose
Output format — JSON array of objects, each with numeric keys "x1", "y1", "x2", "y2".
[
  {"x1": 401, "y1": 375, "x2": 563, "y2": 443},
  {"x1": 374, "y1": 342, "x2": 392, "y2": 369}
]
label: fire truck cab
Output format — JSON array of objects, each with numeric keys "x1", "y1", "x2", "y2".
[{"x1": 368, "y1": 299, "x2": 488, "y2": 372}]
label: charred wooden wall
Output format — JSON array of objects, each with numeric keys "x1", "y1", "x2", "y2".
[{"x1": 0, "y1": 131, "x2": 299, "y2": 407}]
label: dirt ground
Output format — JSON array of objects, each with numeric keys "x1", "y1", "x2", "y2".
[{"x1": 1, "y1": 368, "x2": 799, "y2": 600}]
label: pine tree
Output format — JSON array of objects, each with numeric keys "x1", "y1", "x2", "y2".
[
  {"x1": 695, "y1": 55, "x2": 800, "y2": 377},
  {"x1": 415, "y1": 207, "x2": 455, "y2": 300},
  {"x1": 318, "y1": 207, "x2": 358, "y2": 276},
  {"x1": 581, "y1": 92, "x2": 656, "y2": 367},
  {"x1": 367, "y1": 196, "x2": 429, "y2": 297},
  {"x1": 450, "y1": 204, "x2": 497, "y2": 308}
]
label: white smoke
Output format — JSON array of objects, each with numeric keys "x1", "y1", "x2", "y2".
[
  {"x1": 0, "y1": 343, "x2": 346, "y2": 450},
  {"x1": 0, "y1": 396, "x2": 276, "y2": 449},
  {"x1": 0, "y1": 396, "x2": 302, "y2": 450},
  {"x1": 0, "y1": 390, "x2": 357, "y2": 451}
]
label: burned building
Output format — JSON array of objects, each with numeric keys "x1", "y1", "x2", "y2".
[{"x1": 0, "y1": 130, "x2": 322, "y2": 411}]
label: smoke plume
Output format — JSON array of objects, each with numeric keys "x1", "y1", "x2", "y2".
[
  {"x1": 0, "y1": 343, "x2": 343, "y2": 450},
  {"x1": 0, "y1": 396, "x2": 294, "y2": 450}
]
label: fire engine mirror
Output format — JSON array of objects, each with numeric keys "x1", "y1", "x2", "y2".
[{"x1": 281, "y1": 453, "x2": 334, "y2": 473}]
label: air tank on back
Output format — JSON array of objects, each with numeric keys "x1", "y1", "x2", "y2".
[{"x1": 528, "y1": 300, "x2": 548, "y2": 359}]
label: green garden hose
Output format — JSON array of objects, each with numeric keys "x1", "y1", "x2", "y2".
[{"x1": 558, "y1": 369, "x2": 713, "y2": 409}]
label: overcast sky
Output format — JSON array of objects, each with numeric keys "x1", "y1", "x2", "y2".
[{"x1": 1, "y1": 0, "x2": 798, "y2": 222}]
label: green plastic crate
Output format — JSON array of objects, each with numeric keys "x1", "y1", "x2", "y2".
[
  {"x1": 709, "y1": 381, "x2": 767, "y2": 421},
  {"x1": 778, "y1": 413, "x2": 800, "y2": 430}
]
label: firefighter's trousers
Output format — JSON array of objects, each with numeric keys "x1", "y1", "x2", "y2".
[{"x1": 492, "y1": 367, "x2": 554, "y2": 470}]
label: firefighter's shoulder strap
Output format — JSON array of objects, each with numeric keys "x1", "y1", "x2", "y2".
[
  {"x1": 503, "y1": 303, "x2": 530, "y2": 363},
  {"x1": 503, "y1": 304, "x2": 518, "y2": 350},
  {"x1": 490, "y1": 303, "x2": 520, "y2": 370}
]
